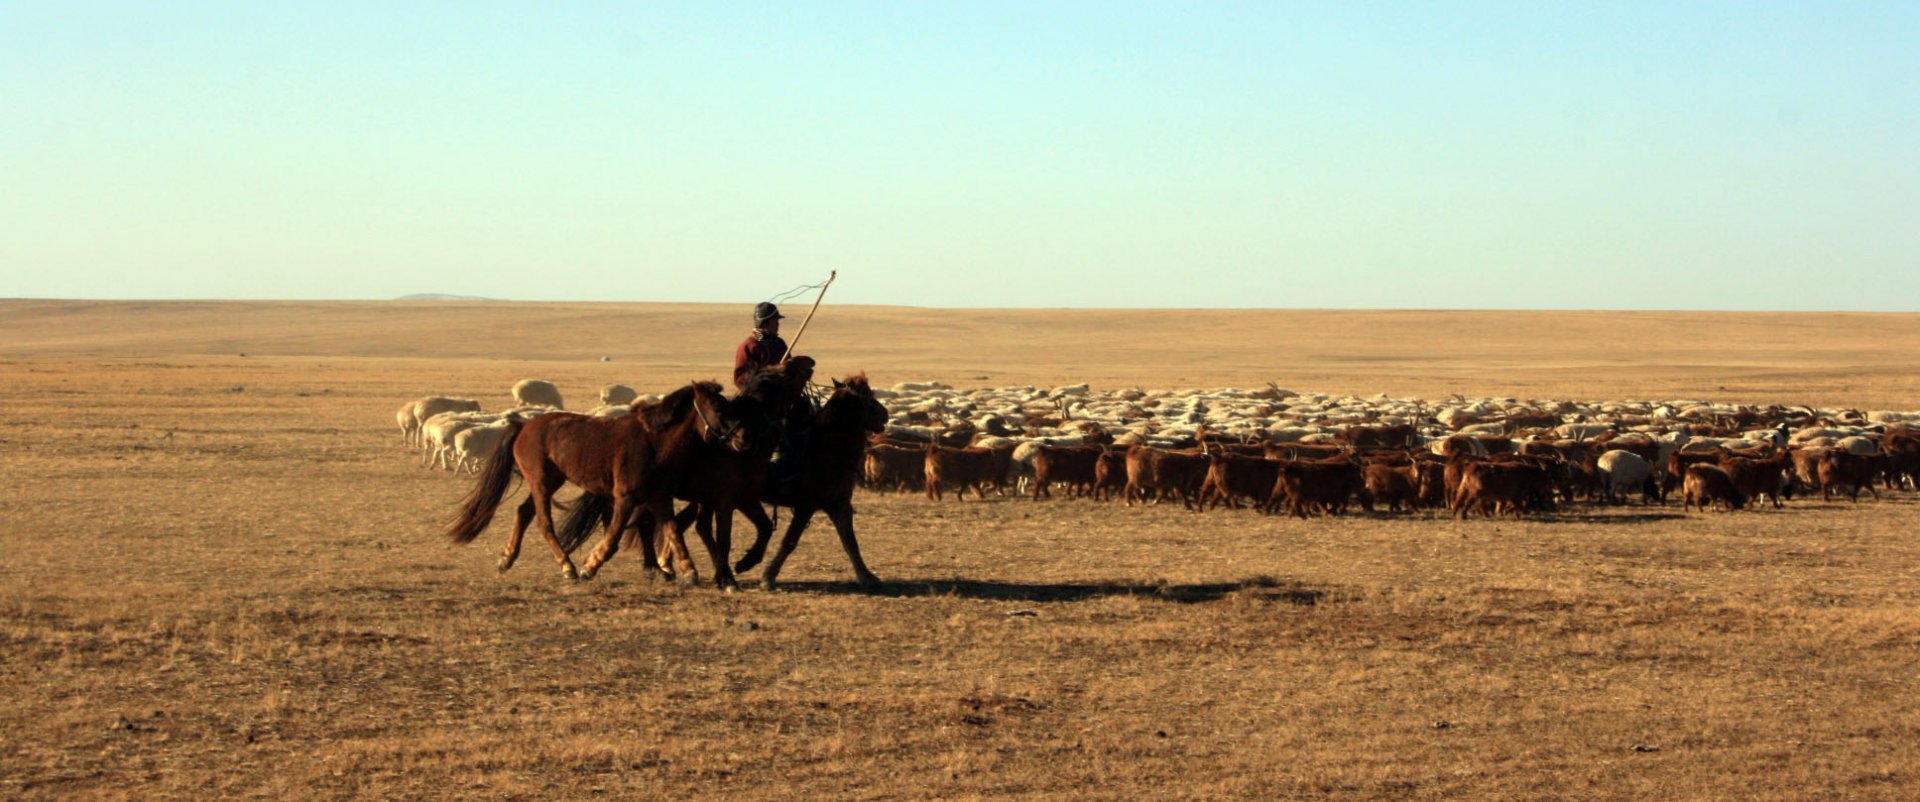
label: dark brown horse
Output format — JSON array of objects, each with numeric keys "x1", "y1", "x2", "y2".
[
  {"x1": 445, "y1": 381, "x2": 757, "y2": 582},
  {"x1": 731, "y1": 372, "x2": 890, "y2": 590}
]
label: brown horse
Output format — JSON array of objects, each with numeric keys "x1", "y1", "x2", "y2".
[{"x1": 445, "y1": 381, "x2": 758, "y2": 582}]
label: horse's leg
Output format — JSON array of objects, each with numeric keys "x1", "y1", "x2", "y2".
[
  {"x1": 760, "y1": 503, "x2": 817, "y2": 592},
  {"x1": 531, "y1": 476, "x2": 582, "y2": 580},
  {"x1": 733, "y1": 502, "x2": 776, "y2": 574},
  {"x1": 824, "y1": 500, "x2": 881, "y2": 589},
  {"x1": 576, "y1": 494, "x2": 632, "y2": 581},
  {"x1": 500, "y1": 494, "x2": 536, "y2": 573},
  {"x1": 703, "y1": 503, "x2": 741, "y2": 592},
  {"x1": 650, "y1": 500, "x2": 698, "y2": 585}
]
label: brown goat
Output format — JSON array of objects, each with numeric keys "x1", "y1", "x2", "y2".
[
  {"x1": 1266, "y1": 459, "x2": 1365, "y2": 518},
  {"x1": 1816, "y1": 451, "x2": 1882, "y2": 502},
  {"x1": 1123, "y1": 445, "x2": 1209, "y2": 509},
  {"x1": 924, "y1": 445, "x2": 1011, "y2": 501},
  {"x1": 1452, "y1": 460, "x2": 1552, "y2": 519},
  {"x1": 1363, "y1": 460, "x2": 1421, "y2": 512},
  {"x1": 864, "y1": 443, "x2": 927, "y2": 494},
  {"x1": 1091, "y1": 450, "x2": 1129, "y2": 501},
  {"x1": 1031, "y1": 445, "x2": 1101, "y2": 500},
  {"x1": 1720, "y1": 454, "x2": 1790, "y2": 509},
  {"x1": 1683, "y1": 464, "x2": 1747, "y2": 512},
  {"x1": 1199, "y1": 454, "x2": 1282, "y2": 511}
]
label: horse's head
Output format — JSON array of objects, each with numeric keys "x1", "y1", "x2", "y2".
[
  {"x1": 828, "y1": 373, "x2": 888, "y2": 434},
  {"x1": 648, "y1": 381, "x2": 757, "y2": 454}
]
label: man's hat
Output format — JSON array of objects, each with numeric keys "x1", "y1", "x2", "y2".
[{"x1": 753, "y1": 302, "x2": 784, "y2": 325}]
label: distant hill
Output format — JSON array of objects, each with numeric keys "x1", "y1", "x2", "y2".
[{"x1": 394, "y1": 293, "x2": 499, "y2": 301}]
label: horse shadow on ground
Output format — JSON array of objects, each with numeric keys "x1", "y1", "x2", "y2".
[{"x1": 767, "y1": 575, "x2": 1334, "y2": 605}]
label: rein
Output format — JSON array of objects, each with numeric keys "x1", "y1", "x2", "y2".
[{"x1": 692, "y1": 395, "x2": 744, "y2": 447}]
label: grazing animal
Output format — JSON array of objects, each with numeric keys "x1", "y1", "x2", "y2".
[
  {"x1": 925, "y1": 445, "x2": 1012, "y2": 500},
  {"x1": 864, "y1": 443, "x2": 927, "y2": 493},
  {"x1": 511, "y1": 379, "x2": 565, "y2": 409},
  {"x1": 1362, "y1": 460, "x2": 1421, "y2": 512},
  {"x1": 600, "y1": 384, "x2": 638, "y2": 405},
  {"x1": 1201, "y1": 454, "x2": 1283, "y2": 511},
  {"x1": 444, "y1": 381, "x2": 754, "y2": 582},
  {"x1": 1596, "y1": 450, "x2": 1654, "y2": 505},
  {"x1": 1031, "y1": 445, "x2": 1102, "y2": 500},
  {"x1": 1683, "y1": 464, "x2": 1747, "y2": 512},
  {"x1": 1721, "y1": 454, "x2": 1791, "y2": 509},
  {"x1": 1091, "y1": 450, "x2": 1130, "y2": 501},
  {"x1": 406, "y1": 396, "x2": 482, "y2": 447},
  {"x1": 1451, "y1": 459, "x2": 1552, "y2": 518},
  {"x1": 1269, "y1": 459, "x2": 1365, "y2": 518},
  {"x1": 1123, "y1": 445, "x2": 1210, "y2": 509},
  {"x1": 1817, "y1": 451, "x2": 1882, "y2": 502}
]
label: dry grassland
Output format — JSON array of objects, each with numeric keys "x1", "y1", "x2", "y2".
[{"x1": 2, "y1": 300, "x2": 1918, "y2": 800}]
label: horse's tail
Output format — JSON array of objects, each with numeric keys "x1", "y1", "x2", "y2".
[
  {"x1": 446, "y1": 416, "x2": 526, "y2": 544},
  {"x1": 555, "y1": 492, "x2": 614, "y2": 554}
]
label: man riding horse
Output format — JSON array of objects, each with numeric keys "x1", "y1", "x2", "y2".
[{"x1": 735, "y1": 302, "x2": 815, "y2": 498}]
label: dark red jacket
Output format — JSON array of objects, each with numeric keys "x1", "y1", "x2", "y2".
[{"x1": 733, "y1": 330, "x2": 788, "y2": 390}]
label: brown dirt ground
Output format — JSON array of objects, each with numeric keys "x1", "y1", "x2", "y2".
[{"x1": 2, "y1": 300, "x2": 1917, "y2": 801}]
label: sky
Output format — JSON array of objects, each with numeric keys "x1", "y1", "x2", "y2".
[{"x1": 3, "y1": 2, "x2": 1916, "y2": 310}]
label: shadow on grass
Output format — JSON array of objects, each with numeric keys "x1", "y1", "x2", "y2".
[{"x1": 768, "y1": 575, "x2": 1335, "y2": 605}]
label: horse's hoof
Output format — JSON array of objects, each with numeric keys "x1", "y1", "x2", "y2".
[
  {"x1": 856, "y1": 574, "x2": 883, "y2": 590},
  {"x1": 497, "y1": 558, "x2": 516, "y2": 574},
  {"x1": 676, "y1": 572, "x2": 700, "y2": 587},
  {"x1": 734, "y1": 553, "x2": 764, "y2": 573},
  {"x1": 719, "y1": 579, "x2": 741, "y2": 594},
  {"x1": 561, "y1": 564, "x2": 579, "y2": 581},
  {"x1": 759, "y1": 579, "x2": 780, "y2": 593}
]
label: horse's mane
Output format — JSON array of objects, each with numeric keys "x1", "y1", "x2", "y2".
[
  {"x1": 641, "y1": 380, "x2": 724, "y2": 431},
  {"x1": 740, "y1": 365, "x2": 792, "y2": 403}
]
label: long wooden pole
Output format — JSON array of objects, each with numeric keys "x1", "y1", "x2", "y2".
[{"x1": 781, "y1": 270, "x2": 835, "y2": 363}]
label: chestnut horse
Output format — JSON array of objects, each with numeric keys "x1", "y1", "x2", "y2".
[{"x1": 444, "y1": 381, "x2": 758, "y2": 582}]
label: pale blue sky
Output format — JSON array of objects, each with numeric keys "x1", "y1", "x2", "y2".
[{"x1": 3, "y1": 2, "x2": 1916, "y2": 309}]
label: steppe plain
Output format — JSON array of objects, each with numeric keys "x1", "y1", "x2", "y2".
[{"x1": 2, "y1": 300, "x2": 1918, "y2": 801}]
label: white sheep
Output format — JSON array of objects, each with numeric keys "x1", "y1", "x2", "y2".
[
  {"x1": 600, "y1": 384, "x2": 638, "y2": 405},
  {"x1": 421, "y1": 411, "x2": 497, "y2": 470},
  {"x1": 511, "y1": 379, "x2": 564, "y2": 409},
  {"x1": 407, "y1": 396, "x2": 482, "y2": 448},
  {"x1": 452, "y1": 419, "x2": 515, "y2": 473},
  {"x1": 1597, "y1": 450, "x2": 1652, "y2": 504},
  {"x1": 588, "y1": 403, "x2": 634, "y2": 418}
]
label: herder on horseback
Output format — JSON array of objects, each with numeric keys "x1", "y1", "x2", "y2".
[{"x1": 735, "y1": 301, "x2": 817, "y2": 500}]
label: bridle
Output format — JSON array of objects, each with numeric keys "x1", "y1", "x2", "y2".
[{"x1": 692, "y1": 393, "x2": 748, "y2": 450}]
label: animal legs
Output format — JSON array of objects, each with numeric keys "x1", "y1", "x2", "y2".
[
  {"x1": 759, "y1": 504, "x2": 817, "y2": 592},
  {"x1": 530, "y1": 479, "x2": 581, "y2": 580},
  {"x1": 825, "y1": 500, "x2": 881, "y2": 589},
  {"x1": 732, "y1": 503, "x2": 776, "y2": 574},
  {"x1": 499, "y1": 495, "x2": 536, "y2": 573}
]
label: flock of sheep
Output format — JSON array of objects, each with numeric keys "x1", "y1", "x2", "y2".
[
  {"x1": 396, "y1": 377, "x2": 1920, "y2": 518},
  {"x1": 395, "y1": 379, "x2": 657, "y2": 472}
]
